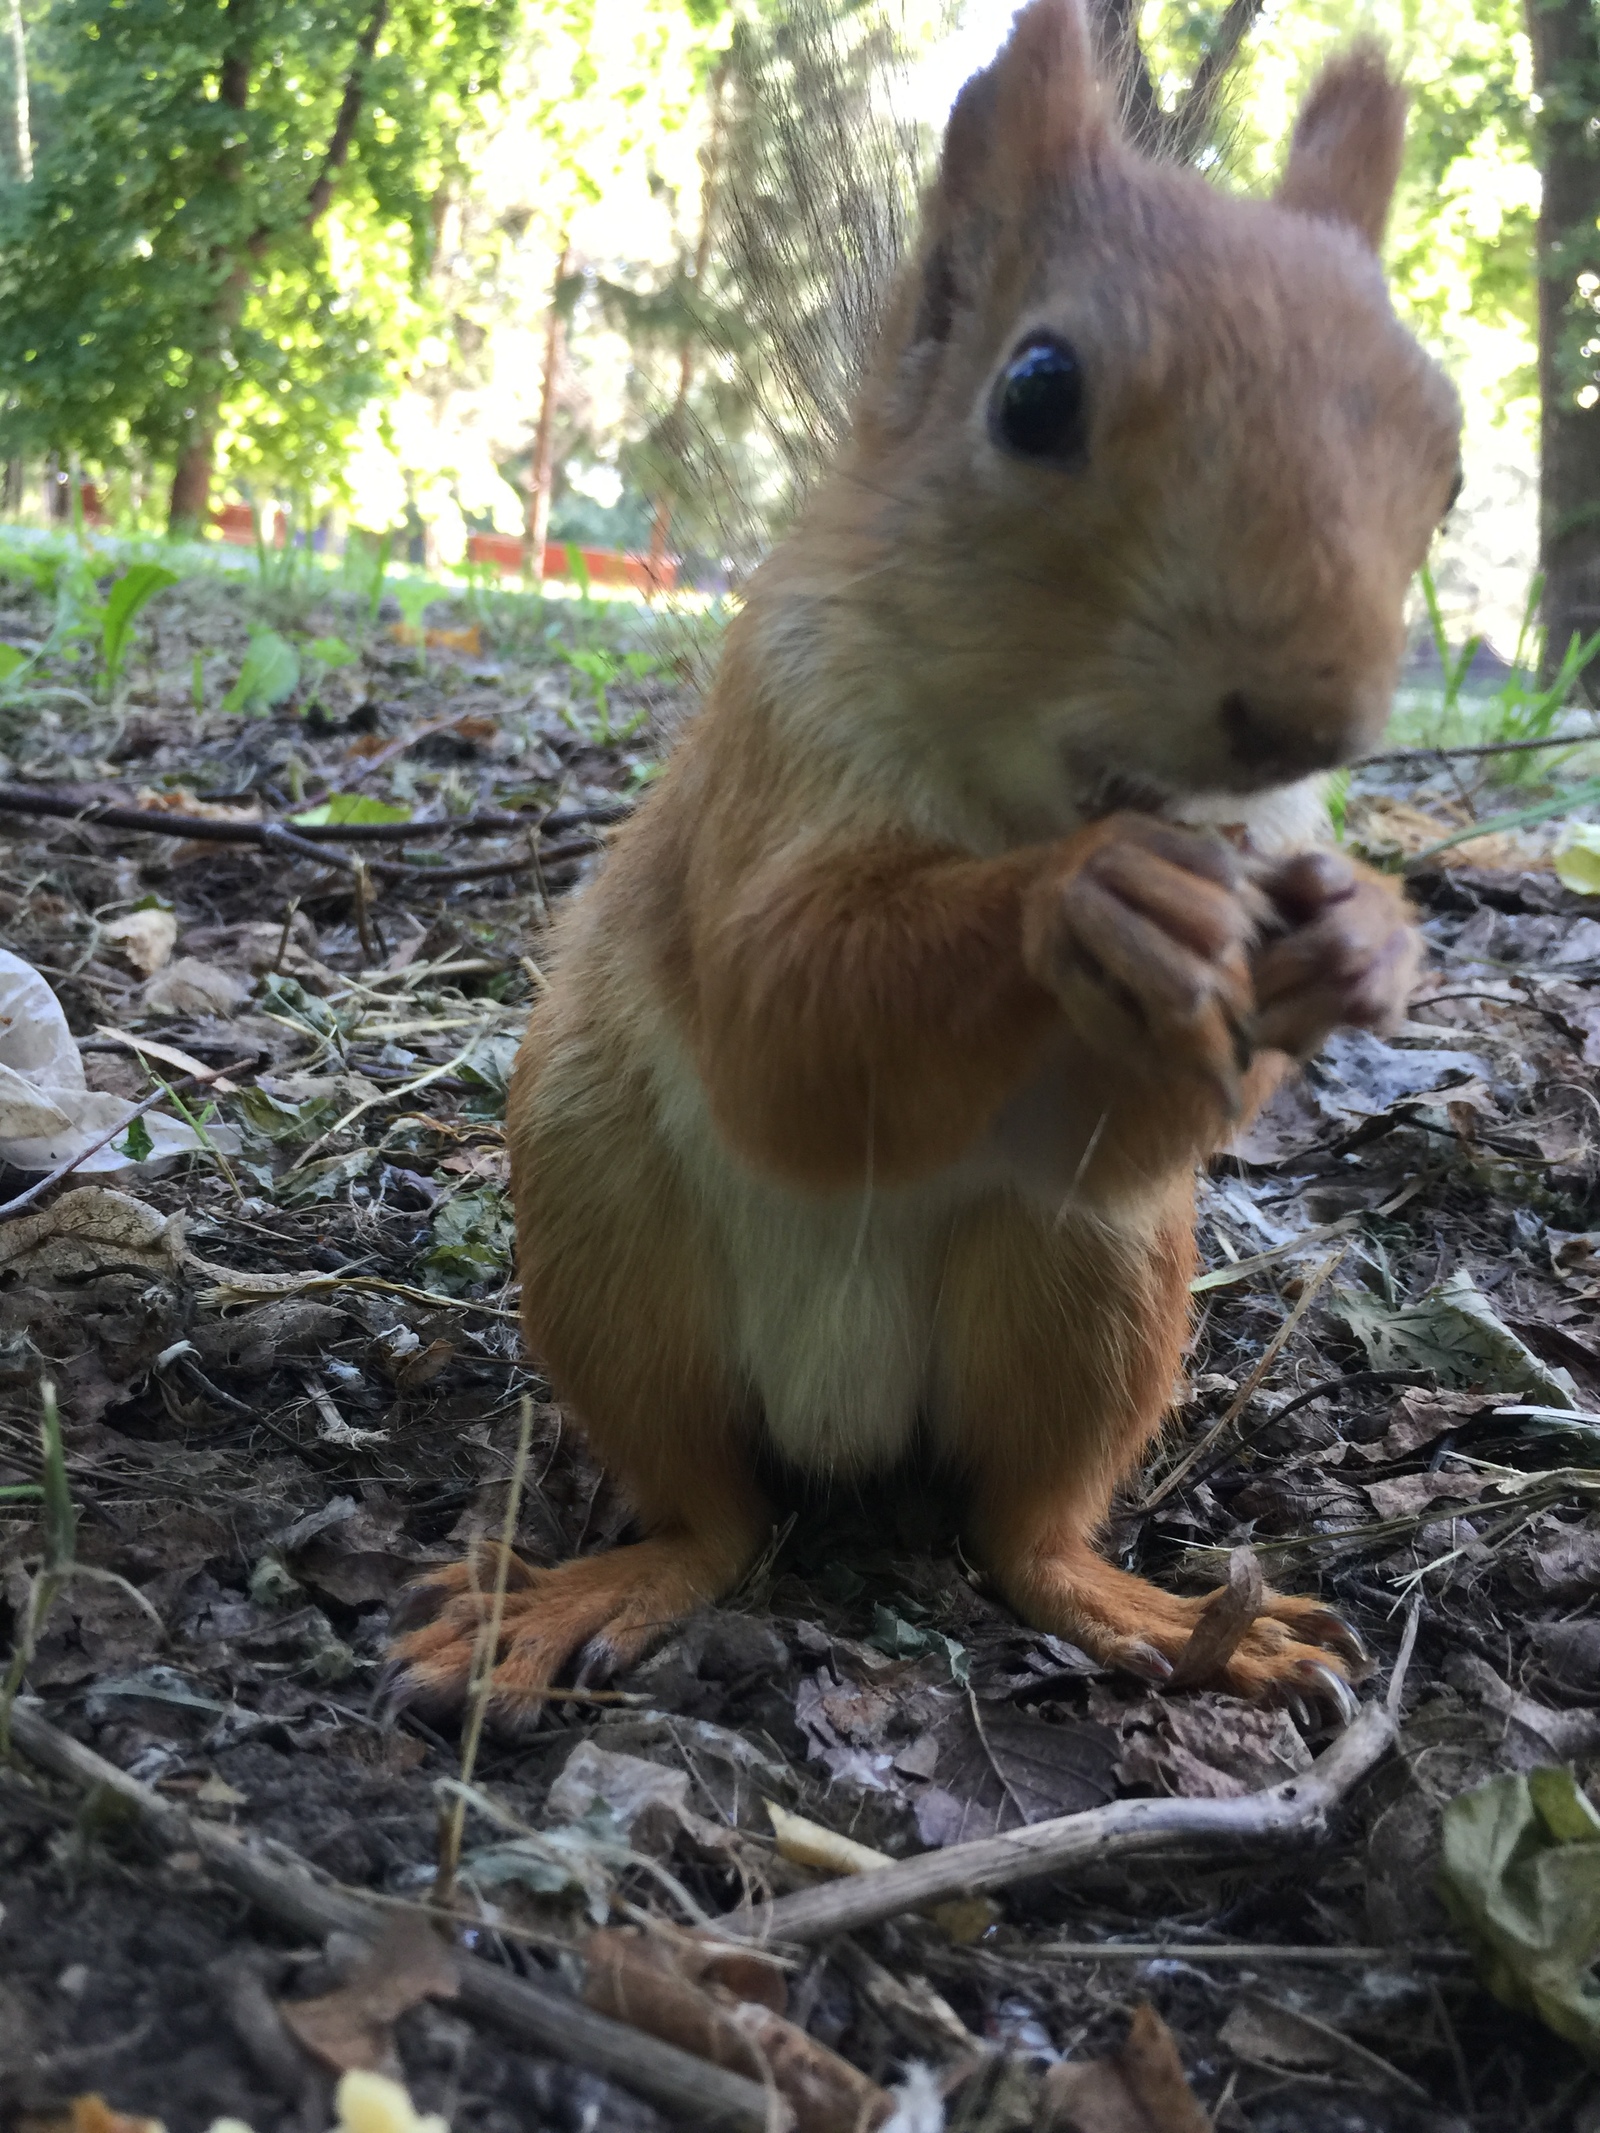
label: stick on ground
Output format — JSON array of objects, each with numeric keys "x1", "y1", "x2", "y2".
[
  {"x1": 4, "y1": 1699, "x2": 780, "y2": 2131},
  {"x1": 718, "y1": 1686, "x2": 1403, "y2": 1948}
]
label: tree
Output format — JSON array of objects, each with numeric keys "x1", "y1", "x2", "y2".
[
  {"x1": 1525, "y1": 0, "x2": 1600, "y2": 679},
  {"x1": 0, "y1": 0, "x2": 513, "y2": 530}
]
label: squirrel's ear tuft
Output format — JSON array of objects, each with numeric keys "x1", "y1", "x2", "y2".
[
  {"x1": 939, "y1": 0, "x2": 1102, "y2": 216},
  {"x1": 1277, "y1": 43, "x2": 1406, "y2": 251}
]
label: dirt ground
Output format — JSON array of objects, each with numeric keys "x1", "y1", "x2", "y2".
[{"x1": 3, "y1": 558, "x2": 1600, "y2": 2132}]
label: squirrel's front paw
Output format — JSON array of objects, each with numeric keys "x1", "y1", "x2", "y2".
[
  {"x1": 1250, "y1": 850, "x2": 1420, "y2": 1059},
  {"x1": 1024, "y1": 815, "x2": 1262, "y2": 1109}
]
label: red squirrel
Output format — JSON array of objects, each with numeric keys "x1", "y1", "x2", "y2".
[{"x1": 393, "y1": 0, "x2": 1460, "y2": 1722}]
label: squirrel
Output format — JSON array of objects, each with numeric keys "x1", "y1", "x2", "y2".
[{"x1": 391, "y1": 0, "x2": 1461, "y2": 1723}]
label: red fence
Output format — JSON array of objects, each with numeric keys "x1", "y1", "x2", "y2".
[{"x1": 466, "y1": 532, "x2": 675, "y2": 593}]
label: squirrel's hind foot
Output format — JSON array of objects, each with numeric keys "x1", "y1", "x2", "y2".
[{"x1": 381, "y1": 1536, "x2": 734, "y2": 1733}]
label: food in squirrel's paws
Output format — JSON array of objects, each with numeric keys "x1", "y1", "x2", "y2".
[{"x1": 389, "y1": 0, "x2": 1459, "y2": 1727}]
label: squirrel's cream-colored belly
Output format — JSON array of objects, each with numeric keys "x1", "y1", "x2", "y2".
[{"x1": 648, "y1": 1028, "x2": 947, "y2": 1473}]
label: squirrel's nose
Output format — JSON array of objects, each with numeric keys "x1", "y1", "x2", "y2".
[{"x1": 1218, "y1": 689, "x2": 1358, "y2": 780}]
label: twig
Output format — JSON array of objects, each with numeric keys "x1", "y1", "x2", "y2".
[
  {"x1": 1141, "y1": 1244, "x2": 1349, "y2": 1513},
  {"x1": 0, "y1": 780, "x2": 629, "y2": 846},
  {"x1": 186, "y1": 1257, "x2": 523, "y2": 1324},
  {"x1": 4, "y1": 1699, "x2": 778, "y2": 2132},
  {"x1": 0, "y1": 1071, "x2": 207, "y2": 1222},
  {"x1": 719, "y1": 1679, "x2": 1405, "y2": 1949},
  {"x1": 435, "y1": 1396, "x2": 535, "y2": 1905},
  {"x1": 1166, "y1": 1546, "x2": 1263, "y2": 1690},
  {"x1": 1359, "y1": 732, "x2": 1599, "y2": 767},
  {"x1": 1033, "y1": 1941, "x2": 1464, "y2": 1964}
]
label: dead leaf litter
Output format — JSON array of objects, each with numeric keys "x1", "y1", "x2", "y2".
[{"x1": 3, "y1": 565, "x2": 1600, "y2": 2129}]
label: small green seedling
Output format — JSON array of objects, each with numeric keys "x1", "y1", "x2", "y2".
[
  {"x1": 391, "y1": 577, "x2": 438, "y2": 670},
  {"x1": 224, "y1": 627, "x2": 300, "y2": 714},
  {"x1": 101, "y1": 562, "x2": 178, "y2": 695},
  {"x1": 291, "y1": 792, "x2": 411, "y2": 828},
  {"x1": 557, "y1": 643, "x2": 657, "y2": 745}
]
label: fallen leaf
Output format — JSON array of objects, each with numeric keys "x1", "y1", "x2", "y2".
[
  {"x1": 143, "y1": 956, "x2": 250, "y2": 1017},
  {"x1": 582, "y1": 1927, "x2": 889, "y2": 2133},
  {"x1": 1440, "y1": 1767, "x2": 1600, "y2": 2059},
  {"x1": 18, "y1": 2101, "x2": 165, "y2": 2133},
  {"x1": 1363, "y1": 1469, "x2": 1493, "y2": 1519},
  {"x1": 0, "y1": 1187, "x2": 181, "y2": 1283},
  {"x1": 279, "y1": 1916, "x2": 457, "y2": 2074},
  {"x1": 1555, "y1": 824, "x2": 1600, "y2": 897},
  {"x1": 1330, "y1": 1271, "x2": 1578, "y2": 1407},
  {"x1": 548, "y1": 1741, "x2": 692, "y2": 1857},
  {"x1": 1043, "y1": 2002, "x2": 1210, "y2": 2131},
  {"x1": 912, "y1": 1699, "x2": 1118, "y2": 1843},
  {"x1": 767, "y1": 1798, "x2": 893, "y2": 1877},
  {"x1": 100, "y1": 908, "x2": 177, "y2": 975},
  {"x1": 1099, "y1": 1690, "x2": 1311, "y2": 1802}
]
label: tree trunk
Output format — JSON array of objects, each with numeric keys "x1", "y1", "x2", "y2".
[
  {"x1": 647, "y1": 60, "x2": 731, "y2": 584},
  {"x1": 165, "y1": 0, "x2": 389, "y2": 536},
  {"x1": 1526, "y1": 0, "x2": 1600, "y2": 687},
  {"x1": 8, "y1": 0, "x2": 31, "y2": 181},
  {"x1": 524, "y1": 242, "x2": 570, "y2": 576}
]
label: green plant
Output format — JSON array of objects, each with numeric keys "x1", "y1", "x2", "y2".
[
  {"x1": 0, "y1": 1379, "x2": 158, "y2": 1754},
  {"x1": 100, "y1": 562, "x2": 178, "y2": 694},
  {"x1": 391, "y1": 574, "x2": 438, "y2": 671},
  {"x1": 223, "y1": 627, "x2": 300, "y2": 714},
  {"x1": 557, "y1": 643, "x2": 657, "y2": 745},
  {"x1": 1415, "y1": 567, "x2": 1600, "y2": 777},
  {"x1": 342, "y1": 529, "x2": 395, "y2": 630}
]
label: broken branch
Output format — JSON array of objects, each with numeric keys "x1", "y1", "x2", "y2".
[
  {"x1": 4, "y1": 1700, "x2": 778, "y2": 2132},
  {"x1": 718, "y1": 1689, "x2": 1402, "y2": 1949}
]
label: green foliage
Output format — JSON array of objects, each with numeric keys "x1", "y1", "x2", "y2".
[
  {"x1": 115, "y1": 1112, "x2": 155, "y2": 1162},
  {"x1": 223, "y1": 627, "x2": 300, "y2": 714},
  {"x1": 292, "y1": 791, "x2": 410, "y2": 826},
  {"x1": 1441, "y1": 1767, "x2": 1600, "y2": 2057},
  {"x1": 557, "y1": 642, "x2": 657, "y2": 744},
  {"x1": 101, "y1": 562, "x2": 178, "y2": 691},
  {"x1": 0, "y1": 0, "x2": 515, "y2": 494},
  {"x1": 419, "y1": 1183, "x2": 514, "y2": 1294}
]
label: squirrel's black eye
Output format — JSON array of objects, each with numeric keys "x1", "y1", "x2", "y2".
[{"x1": 990, "y1": 334, "x2": 1087, "y2": 464}]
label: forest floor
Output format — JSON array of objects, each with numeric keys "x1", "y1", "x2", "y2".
[{"x1": 3, "y1": 539, "x2": 1600, "y2": 2133}]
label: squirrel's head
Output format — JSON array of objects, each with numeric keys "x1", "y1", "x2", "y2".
[{"x1": 818, "y1": 0, "x2": 1461, "y2": 838}]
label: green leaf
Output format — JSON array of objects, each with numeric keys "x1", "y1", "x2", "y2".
[
  {"x1": 866, "y1": 1602, "x2": 970, "y2": 1684},
  {"x1": 392, "y1": 578, "x2": 436, "y2": 629},
  {"x1": 1440, "y1": 1768, "x2": 1600, "y2": 2058},
  {"x1": 1555, "y1": 824, "x2": 1600, "y2": 896},
  {"x1": 1329, "y1": 1271, "x2": 1578, "y2": 1407},
  {"x1": 235, "y1": 1086, "x2": 335, "y2": 1144},
  {"x1": 115, "y1": 1112, "x2": 154, "y2": 1163},
  {"x1": 0, "y1": 643, "x2": 28, "y2": 682},
  {"x1": 222, "y1": 629, "x2": 300, "y2": 715},
  {"x1": 291, "y1": 793, "x2": 411, "y2": 827},
  {"x1": 303, "y1": 636, "x2": 356, "y2": 668},
  {"x1": 419, "y1": 1185, "x2": 514, "y2": 1295},
  {"x1": 101, "y1": 563, "x2": 178, "y2": 684}
]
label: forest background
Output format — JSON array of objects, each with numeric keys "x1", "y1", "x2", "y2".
[{"x1": 0, "y1": 0, "x2": 1584, "y2": 661}]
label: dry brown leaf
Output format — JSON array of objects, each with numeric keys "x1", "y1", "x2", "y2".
[
  {"x1": 582, "y1": 1926, "x2": 888, "y2": 2132},
  {"x1": 19, "y1": 2100, "x2": 165, "y2": 2133},
  {"x1": 1043, "y1": 2003, "x2": 1210, "y2": 2132},
  {"x1": 279, "y1": 1916, "x2": 458, "y2": 2074},
  {"x1": 99, "y1": 909, "x2": 177, "y2": 976},
  {"x1": 1166, "y1": 1548, "x2": 1263, "y2": 1691}
]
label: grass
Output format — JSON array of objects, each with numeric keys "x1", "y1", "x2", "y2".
[{"x1": 1388, "y1": 567, "x2": 1600, "y2": 780}]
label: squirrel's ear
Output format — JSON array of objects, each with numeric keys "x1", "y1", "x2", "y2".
[
  {"x1": 906, "y1": 0, "x2": 1104, "y2": 349},
  {"x1": 940, "y1": 0, "x2": 1100, "y2": 217},
  {"x1": 1277, "y1": 43, "x2": 1406, "y2": 251}
]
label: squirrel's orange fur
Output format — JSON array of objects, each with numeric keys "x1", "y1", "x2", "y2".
[{"x1": 393, "y1": 0, "x2": 1461, "y2": 1720}]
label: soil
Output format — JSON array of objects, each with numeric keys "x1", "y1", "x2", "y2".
[{"x1": 2, "y1": 554, "x2": 1600, "y2": 2132}]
